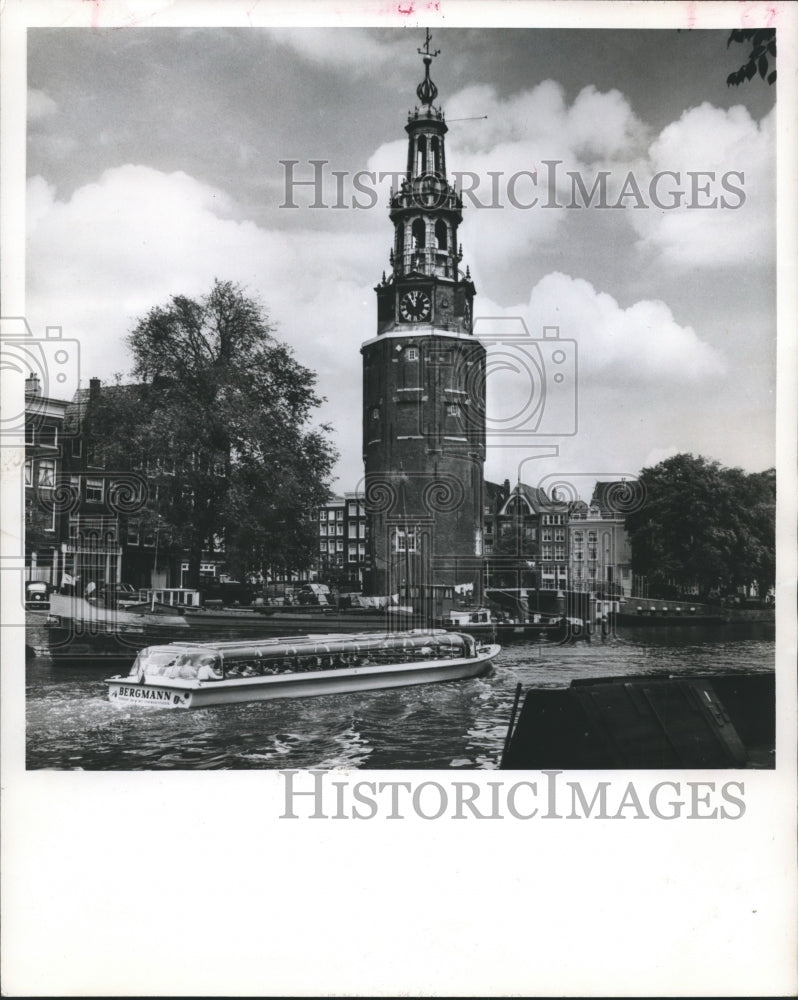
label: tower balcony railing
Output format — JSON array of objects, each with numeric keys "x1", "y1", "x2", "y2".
[
  {"x1": 396, "y1": 249, "x2": 460, "y2": 279},
  {"x1": 408, "y1": 105, "x2": 445, "y2": 122},
  {"x1": 390, "y1": 186, "x2": 462, "y2": 213}
]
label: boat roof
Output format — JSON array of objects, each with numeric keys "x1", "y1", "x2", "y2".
[{"x1": 135, "y1": 629, "x2": 458, "y2": 657}]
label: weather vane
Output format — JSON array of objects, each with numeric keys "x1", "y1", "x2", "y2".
[
  {"x1": 416, "y1": 28, "x2": 440, "y2": 106},
  {"x1": 418, "y1": 28, "x2": 440, "y2": 60}
]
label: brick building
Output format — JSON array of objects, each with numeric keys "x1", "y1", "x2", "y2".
[{"x1": 361, "y1": 40, "x2": 485, "y2": 620}]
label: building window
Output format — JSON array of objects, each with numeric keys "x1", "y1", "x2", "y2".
[
  {"x1": 86, "y1": 478, "x2": 104, "y2": 503},
  {"x1": 319, "y1": 540, "x2": 327, "y2": 553},
  {"x1": 573, "y1": 531, "x2": 583, "y2": 544},
  {"x1": 126, "y1": 520, "x2": 140, "y2": 546},
  {"x1": 336, "y1": 510, "x2": 344, "y2": 521},
  {"x1": 336, "y1": 540, "x2": 344, "y2": 552},
  {"x1": 542, "y1": 528, "x2": 552, "y2": 542},
  {"x1": 555, "y1": 545, "x2": 565, "y2": 560},
  {"x1": 358, "y1": 523, "x2": 366, "y2": 539},
  {"x1": 447, "y1": 404, "x2": 458, "y2": 417},
  {"x1": 142, "y1": 529, "x2": 156, "y2": 547},
  {"x1": 319, "y1": 510, "x2": 326, "y2": 521},
  {"x1": 394, "y1": 527, "x2": 419, "y2": 553},
  {"x1": 554, "y1": 528, "x2": 565, "y2": 542},
  {"x1": 348, "y1": 545, "x2": 357, "y2": 562},
  {"x1": 38, "y1": 460, "x2": 56, "y2": 489},
  {"x1": 406, "y1": 348, "x2": 419, "y2": 362},
  {"x1": 319, "y1": 523, "x2": 327, "y2": 536},
  {"x1": 348, "y1": 502, "x2": 358, "y2": 517},
  {"x1": 541, "y1": 545, "x2": 552, "y2": 561}
]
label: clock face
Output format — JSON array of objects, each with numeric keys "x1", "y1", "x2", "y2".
[{"x1": 399, "y1": 289, "x2": 432, "y2": 322}]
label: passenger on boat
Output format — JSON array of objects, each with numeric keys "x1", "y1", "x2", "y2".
[{"x1": 197, "y1": 654, "x2": 223, "y2": 681}]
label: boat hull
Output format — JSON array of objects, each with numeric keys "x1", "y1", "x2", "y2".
[
  {"x1": 106, "y1": 644, "x2": 500, "y2": 709},
  {"x1": 44, "y1": 594, "x2": 191, "y2": 664}
]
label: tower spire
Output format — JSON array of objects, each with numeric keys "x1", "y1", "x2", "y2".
[{"x1": 416, "y1": 29, "x2": 440, "y2": 107}]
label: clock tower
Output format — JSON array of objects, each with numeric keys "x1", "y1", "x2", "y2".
[{"x1": 362, "y1": 32, "x2": 486, "y2": 621}]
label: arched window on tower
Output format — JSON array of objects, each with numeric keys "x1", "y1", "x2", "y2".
[
  {"x1": 430, "y1": 137, "x2": 440, "y2": 175},
  {"x1": 416, "y1": 136, "x2": 427, "y2": 176},
  {"x1": 435, "y1": 219, "x2": 447, "y2": 251},
  {"x1": 412, "y1": 218, "x2": 426, "y2": 250}
]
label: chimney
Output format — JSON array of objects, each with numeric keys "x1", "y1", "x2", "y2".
[
  {"x1": 25, "y1": 372, "x2": 41, "y2": 396},
  {"x1": 89, "y1": 377, "x2": 101, "y2": 399},
  {"x1": 503, "y1": 478, "x2": 510, "y2": 495}
]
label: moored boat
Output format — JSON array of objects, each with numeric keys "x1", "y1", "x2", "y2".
[
  {"x1": 439, "y1": 606, "x2": 587, "y2": 643},
  {"x1": 44, "y1": 592, "x2": 409, "y2": 665},
  {"x1": 105, "y1": 630, "x2": 501, "y2": 709},
  {"x1": 45, "y1": 593, "x2": 192, "y2": 664}
]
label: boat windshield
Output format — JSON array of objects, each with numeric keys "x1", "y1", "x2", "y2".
[{"x1": 129, "y1": 648, "x2": 223, "y2": 681}]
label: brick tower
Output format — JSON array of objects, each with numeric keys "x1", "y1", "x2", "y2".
[{"x1": 362, "y1": 32, "x2": 486, "y2": 623}]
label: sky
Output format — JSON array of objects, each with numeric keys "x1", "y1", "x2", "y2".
[{"x1": 24, "y1": 24, "x2": 777, "y2": 498}]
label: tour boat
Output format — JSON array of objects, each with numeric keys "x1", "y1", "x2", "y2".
[{"x1": 105, "y1": 630, "x2": 501, "y2": 709}]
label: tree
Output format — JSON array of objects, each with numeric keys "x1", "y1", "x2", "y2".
[
  {"x1": 625, "y1": 454, "x2": 775, "y2": 601},
  {"x1": 88, "y1": 280, "x2": 337, "y2": 588},
  {"x1": 727, "y1": 28, "x2": 776, "y2": 87}
]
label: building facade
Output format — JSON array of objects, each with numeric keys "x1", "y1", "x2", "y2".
[
  {"x1": 316, "y1": 492, "x2": 369, "y2": 589},
  {"x1": 362, "y1": 36, "x2": 486, "y2": 620},
  {"x1": 24, "y1": 374, "x2": 69, "y2": 585},
  {"x1": 567, "y1": 484, "x2": 633, "y2": 599}
]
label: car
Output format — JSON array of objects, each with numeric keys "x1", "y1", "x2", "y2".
[{"x1": 25, "y1": 580, "x2": 50, "y2": 611}]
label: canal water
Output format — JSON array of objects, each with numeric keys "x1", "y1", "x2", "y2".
[{"x1": 25, "y1": 623, "x2": 775, "y2": 770}]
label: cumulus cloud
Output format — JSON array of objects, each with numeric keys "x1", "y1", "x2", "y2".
[
  {"x1": 628, "y1": 104, "x2": 775, "y2": 267},
  {"x1": 474, "y1": 271, "x2": 723, "y2": 443},
  {"x1": 474, "y1": 273, "x2": 729, "y2": 494}
]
